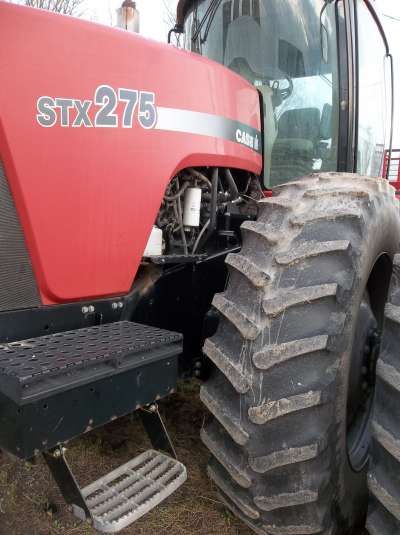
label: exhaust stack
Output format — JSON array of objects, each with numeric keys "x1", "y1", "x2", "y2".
[{"x1": 116, "y1": 0, "x2": 140, "y2": 33}]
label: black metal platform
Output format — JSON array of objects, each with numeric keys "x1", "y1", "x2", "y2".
[
  {"x1": 0, "y1": 321, "x2": 181, "y2": 404},
  {"x1": 0, "y1": 321, "x2": 182, "y2": 458}
]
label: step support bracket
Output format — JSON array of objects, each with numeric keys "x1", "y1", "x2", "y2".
[
  {"x1": 43, "y1": 446, "x2": 92, "y2": 521},
  {"x1": 139, "y1": 403, "x2": 177, "y2": 459}
]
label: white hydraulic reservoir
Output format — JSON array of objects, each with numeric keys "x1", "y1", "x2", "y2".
[
  {"x1": 183, "y1": 187, "x2": 202, "y2": 227},
  {"x1": 144, "y1": 225, "x2": 163, "y2": 256}
]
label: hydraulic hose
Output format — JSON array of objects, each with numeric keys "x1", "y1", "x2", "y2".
[
  {"x1": 209, "y1": 168, "x2": 219, "y2": 235},
  {"x1": 224, "y1": 169, "x2": 240, "y2": 201}
]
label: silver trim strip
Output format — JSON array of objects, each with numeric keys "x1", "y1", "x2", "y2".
[{"x1": 155, "y1": 106, "x2": 262, "y2": 154}]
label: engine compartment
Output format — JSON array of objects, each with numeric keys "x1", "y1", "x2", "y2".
[{"x1": 148, "y1": 167, "x2": 263, "y2": 258}]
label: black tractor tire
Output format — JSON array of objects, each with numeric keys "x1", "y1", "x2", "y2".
[
  {"x1": 200, "y1": 173, "x2": 400, "y2": 535},
  {"x1": 367, "y1": 254, "x2": 400, "y2": 534}
]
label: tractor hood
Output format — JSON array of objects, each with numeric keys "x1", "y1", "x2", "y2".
[{"x1": 0, "y1": 2, "x2": 261, "y2": 304}]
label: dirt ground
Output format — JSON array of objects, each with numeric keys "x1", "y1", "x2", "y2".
[{"x1": 0, "y1": 381, "x2": 251, "y2": 535}]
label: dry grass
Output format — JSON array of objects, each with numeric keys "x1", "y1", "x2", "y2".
[{"x1": 0, "y1": 381, "x2": 251, "y2": 535}]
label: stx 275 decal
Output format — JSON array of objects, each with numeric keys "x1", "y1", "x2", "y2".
[
  {"x1": 37, "y1": 85, "x2": 157, "y2": 129},
  {"x1": 36, "y1": 85, "x2": 262, "y2": 154}
]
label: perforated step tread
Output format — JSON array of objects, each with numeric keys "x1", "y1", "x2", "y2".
[
  {"x1": 0, "y1": 321, "x2": 182, "y2": 404},
  {"x1": 73, "y1": 450, "x2": 187, "y2": 533}
]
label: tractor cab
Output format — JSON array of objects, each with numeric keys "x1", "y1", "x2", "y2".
[{"x1": 176, "y1": 0, "x2": 393, "y2": 185}]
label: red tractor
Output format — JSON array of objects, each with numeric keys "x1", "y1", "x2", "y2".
[{"x1": 0, "y1": 0, "x2": 399, "y2": 533}]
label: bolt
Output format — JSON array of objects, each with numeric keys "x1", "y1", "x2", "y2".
[
  {"x1": 112, "y1": 302, "x2": 118, "y2": 310},
  {"x1": 149, "y1": 404, "x2": 157, "y2": 413},
  {"x1": 118, "y1": 302, "x2": 124, "y2": 309},
  {"x1": 82, "y1": 306, "x2": 89, "y2": 314},
  {"x1": 88, "y1": 305, "x2": 95, "y2": 313}
]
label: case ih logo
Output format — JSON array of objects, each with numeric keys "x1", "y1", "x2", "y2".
[
  {"x1": 236, "y1": 128, "x2": 260, "y2": 152},
  {"x1": 36, "y1": 85, "x2": 157, "y2": 129}
]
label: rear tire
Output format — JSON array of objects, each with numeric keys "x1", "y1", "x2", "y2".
[
  {"x1": 200, "y1": 173, "x2": 400, "y2": 534},
  {"x1": 367, "y1": 255, "x2": 400, "y2": 534}
]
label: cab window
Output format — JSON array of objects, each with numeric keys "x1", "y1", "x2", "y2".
[
  {"x1": 356, "y1": 0, "x2": 391, "y2": 176},
  {"x1": 183, "y1": 0, "x2": 340, "y2": 187}
]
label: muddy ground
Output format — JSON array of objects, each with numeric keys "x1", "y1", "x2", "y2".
[{"x1": 0, "y1": 381, "x2": 251, "y2": 535}]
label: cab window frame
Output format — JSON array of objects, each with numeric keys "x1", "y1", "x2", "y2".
[{"x1": 353, "y1": 0, "x2": 394, "y2": 177}]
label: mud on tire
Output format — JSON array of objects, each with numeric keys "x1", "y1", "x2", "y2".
[{"x1": 200, "y1": 173, "x2": 400, "y2": 535}]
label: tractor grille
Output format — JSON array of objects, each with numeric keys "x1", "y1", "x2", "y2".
[{"x1": 0, "y1": 160, "x2": 40, "y2": 311}]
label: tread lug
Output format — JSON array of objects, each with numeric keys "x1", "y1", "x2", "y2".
[
  {"x1": 200, "y1": 383, "x2": 249, "y2": 446},
  {"x1": 262, "y1": 523, "x2": 324, "y2": 534},
  {"x1": 207, "y1": 461, "x2": 260, "y2": 520},
  {"x1": 290, "y1": 208, "x2": 363, "y2": 228},
  {"x1": 226, "y1": 253, "x2": 271, "y2": 288},
  {"x1": 304, "y1": 187, "x2": 370, "y2": 199},
  {"x1": 384, "y1": 302, "x2": 400, "y2": 325},
  {"x1": 254, "y1": 489, "x2": 318, "y2": 512},
  {"x1": 368, "y1": 474, "x2": 400, "y2": 522},
  {"x1": 263, "y1": 284, "x2": 337, "y2": 317},
  {"x1": 201, "y1": 421, "x2": 252, "y2": 488},
  {"x1": 248, "y1": 390, "x2": 324, "y2": 425},
  {"x1": 241, "y1": 220, "x2": 279, "y2": 245},
  {"x1": 275, "y1": 241, "x2": 350, "y2": 266},
  {"x1": 250, "y1": 439, "x2": 326, "y2": 473},
  {"x1": 212, "y1": 293, "x2": 262, "y2": 340},
  {"x1": 376, "y1": 360, "x2": 400, "y2": 392},
  {"x1": 203, "y1": 338, "x2": 250, "y2": 394},
  {"x1": 372, "y1": 422, "x2": 400, "y2": 463},
  {"x1": 258, "y1": 197, "x2": 295, "y2": 211},
  {"x1": 253, "y1": 335, "x2": 329, "y2": 371}
]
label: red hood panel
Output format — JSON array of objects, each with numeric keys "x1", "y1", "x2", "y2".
[{"x1": 0, "y1": 2, "x2": 262, "y2": 303}]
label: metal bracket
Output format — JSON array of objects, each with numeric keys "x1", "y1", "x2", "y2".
[
  {"x1": 139, "y1": 403, "x2": 177, "y2": 459},
  {"x1": 43, "y1": 446, "x2": 92, "y2": 521}
]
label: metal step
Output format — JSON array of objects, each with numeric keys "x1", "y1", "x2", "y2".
[
  {"x1": 73, "y1": 450, "x2": 187, "y2": 533},
  {"x1": 0, "y1": 321, "x2": 182, "y2": 459},
  {"x1": 0, "y1": 321, "x2": 182, "y2": 404}
]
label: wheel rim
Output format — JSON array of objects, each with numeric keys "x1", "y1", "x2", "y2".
[{"x1": 346, "y1": 299, "x2": 380, "y2": 472}]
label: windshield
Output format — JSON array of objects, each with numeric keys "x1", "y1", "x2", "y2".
[{"x1": 183, "y1": 0, "x2": 340, "y2": 187}]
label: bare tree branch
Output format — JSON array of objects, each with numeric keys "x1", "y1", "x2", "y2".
[
  {"x1": 162, "y1": 0, "x2": 176, "y2": 28},
  {"x1": 23, "y1": 0, "x2": 85, "y2": 16}
]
